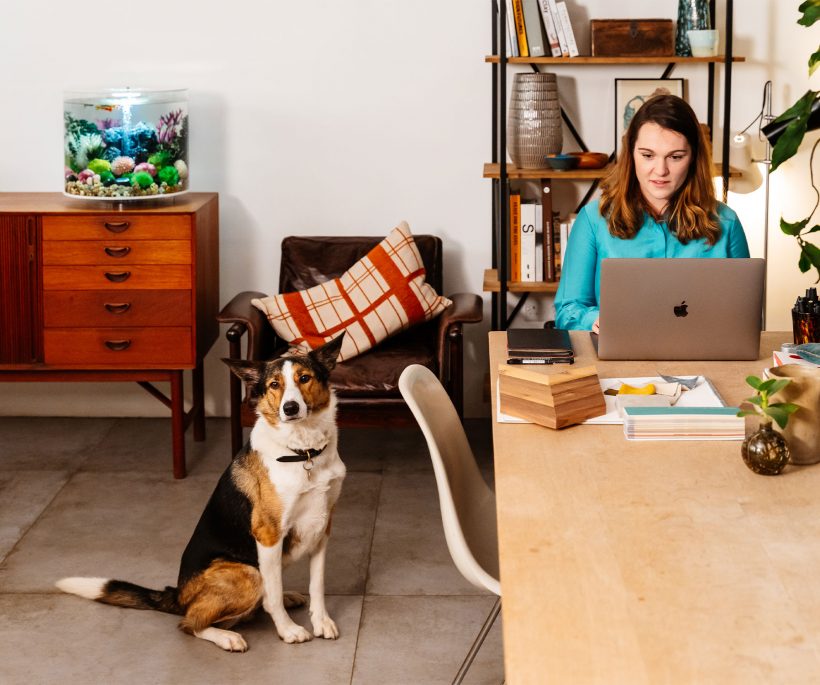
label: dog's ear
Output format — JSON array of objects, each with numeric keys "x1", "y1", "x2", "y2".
[
  {"x1": 221, "y1": 358, "x2": 268, "y2": 389},
  {"x1": 310, "y1": 332, "x2": 345, "y2": 372}
]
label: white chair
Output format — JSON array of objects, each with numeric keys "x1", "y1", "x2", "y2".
[{"x1": 398, "y1": 364, "x2": 501, "y2": 685}]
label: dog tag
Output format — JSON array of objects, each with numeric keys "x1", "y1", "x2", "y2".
[{"x1": 303, "y1": 458, "x2": 314, "y2": 479}]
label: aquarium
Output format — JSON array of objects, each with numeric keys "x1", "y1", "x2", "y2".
[{"x1": 64, "y1": 88, "x2": 188, "y2": 201}]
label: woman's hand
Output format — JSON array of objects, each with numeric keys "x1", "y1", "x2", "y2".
[{"x1": 592, "y1": 319, "x2": 600, "y2": 334}]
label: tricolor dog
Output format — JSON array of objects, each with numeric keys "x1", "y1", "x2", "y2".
[{"x1": 56, "y1": 334, "x2": 346, "y2": 652}]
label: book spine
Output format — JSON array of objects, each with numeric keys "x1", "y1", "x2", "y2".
[
  {"x1": 521, "y1": 0, "x2": 546, "y2": 57},
  {"x1": 559, "y1": 218, "x2": 568, "y2": 269},
  {"x1": 538, "y1": 0, "x2": 563, "y2": 57},
  {"x1": 511, "y1": 0, "x2": 529, "y2": 58},
  {"x1": 534, "y1": 203, "x2": 543, "y2": 281},
  {"x1": 504, "y1": 0, "x2": 520, "y2": 57},
  {"x1": 510, "y1": 192, "x2": 522, "y2": 282},
  {"x1": 547, "y1": 0, "x2": 568, "y2": 56},
  {"x1": 520, "y1": 202, "x2": 537, "y2": 282},
  {"x1": 556, "y1": 2, "x2": 579, "y2": 57}
]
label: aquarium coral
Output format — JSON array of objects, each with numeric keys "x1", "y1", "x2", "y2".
[
  {"x1": 65, "y1": 113, "x2": 106, "y2": 172},
  {"x1": 134, "y1": 162, "x2": 156, "y2": 177},
  {"x1": 101, "y1": 122, "x2": 158, "y2": 163},
  {"x1": 157, "y1": 109, "x2": 184, "y2": 145},
  {"x1": 157, "y1": 165, "x2": 179, "y2": 186},
  {"x1": 110, "y1": 156, "x2": 135, "y2": 176},
  {"x1": 87, "y1": 159, "x2": 111, "y2": 174},
  {"x1": 174, "y1": 159, "x2": 188, "y2": 179}
]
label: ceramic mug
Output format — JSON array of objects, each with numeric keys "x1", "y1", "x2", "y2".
[
  {"x1": 768, "y1": 364, "x2": 820, "y2": 465},
  {"x1": 687, "y1": 29, "x2": 719, "y2": 57}
]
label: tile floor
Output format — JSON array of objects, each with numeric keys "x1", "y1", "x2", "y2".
[{"x1": 0, "y1": 416, "x2": 503, "y2": 685}]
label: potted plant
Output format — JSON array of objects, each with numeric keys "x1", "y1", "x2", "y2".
[
  {"x1": 737, "y1": 376, "x2": 800, "y2": 475},
  {"x1": 766, "y1": 0, "x2": 820, "y2": 282}
]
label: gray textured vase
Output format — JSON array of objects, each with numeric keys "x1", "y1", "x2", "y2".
[
  {"x1": 507, "y1": 73, "x2": 562, "y2": 169},
  {"x1": 676, "y1": 0, "x2": 711, "y2": 56}
]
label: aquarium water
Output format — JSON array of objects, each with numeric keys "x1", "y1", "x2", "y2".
[{"x1": 64, "y1": 88, "x2": 188, "y2": 201}]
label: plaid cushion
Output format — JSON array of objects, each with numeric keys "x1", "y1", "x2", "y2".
[{"x1": 251, "y1": 222, "x2": 451, "y2": 361}]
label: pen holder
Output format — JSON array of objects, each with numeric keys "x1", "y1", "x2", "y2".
[{"x1": 792, "y1": 310, "x2": 820, "y2": 344}]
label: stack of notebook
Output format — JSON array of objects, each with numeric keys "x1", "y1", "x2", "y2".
[{"x1": 622, "y1": 406, "x2": 745, "y2": 441}]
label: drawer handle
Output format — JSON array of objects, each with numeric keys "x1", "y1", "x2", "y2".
[
  {"x1": 104, "y1": 339, "x2": 132, "y2": 351},
  {"x1": 104, "y1": 246, "x2": 131, "y2": 258},
  {"x1": 104, "y1": 302, "x2": 131, "y2": 314},
  {"x1": 104, "y1": 221, "x2": 130, "y2": 233},
  {"x1": 104, "y1": 271, "x2": 131, "y2": 283}
]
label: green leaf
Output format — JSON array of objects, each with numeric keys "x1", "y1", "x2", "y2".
[
  {"x1": 770, "y1": 90, "x2": 818, "y2": 171},
  {"x1": 802, "y1": 241, "x2": 820, "y2": 283},
  {"x1": 782, "y1": 216, "x2": 811, "y2": 236},
  {"x1": 810, "y1": 47, "x2": 820, "y2": 75},
  {"x1": 798, "y1": 0, "x2": 820, "y2": 26},
  {"x1": 757, "y1": 378, "x2": 779, "y2": 394},
  {"x1": 765, "y1": 379, "x2": 792, "y2": 396},
  {"x1": 808, "y1": 224, "x2": 820, "y2": 234},
  {"x1": 745, "y1": 375, "x2": 763, "y2": 390},
  {"x1": 799, "y1": 250, "x2": 812, "y2": 273},
  {"x1": 770, "y1": 402, "x2": 800, "y2": 414},
  {"x1": 748, "y1": 395, "x2": 764, "y2": 407},
  {"x1": 736, "y1": 409, "x2": 758, "y2": 418},
  {"x1": 765, "y1": 406, "x2": 793, "y2": 429}
]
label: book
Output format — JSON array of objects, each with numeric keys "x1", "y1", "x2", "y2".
[
  {"x1": 544, "y1": 207, "x2": 556, "y2": 282},
  {"x1": 546, "y1": 0, "x2": 568, "y2": 56},
  {"x1": 622, "y1": 406, "x2": 745, "y2": 441},
  {"x1": 507, "y1": 327, "x2": 574, "y2": 357},
  {"x1": 511, "y1": 0, "x2": 529, "y2": 57},
  {"x1": 559, "y1": 213, "x2": 575, "y2": 268},
  {"x1": 509, "y1": 191, "x2": 522, "y2": 282},
  {"x1": 556, "y1": 2, "x2": 579, "y2": 57},
  {"x1": 521, "y1": 0, "x2": 546, "y2": 57},
  {"x1": 520, "y1": 202, "x2": 537, "y2": 282},
  {"x1": 538, "y1": 0, "x2": 563, "y2": 56},
  {"x1": 503, "y1": 0, "x2": 520, "y2": 57},
  {"x1": 534, "y1": 203, "x2": 543, "y2": 281}
]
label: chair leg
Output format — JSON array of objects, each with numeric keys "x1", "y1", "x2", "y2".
[{"x1": 452, "y1": 596, "x2": 502, "y2": 685}]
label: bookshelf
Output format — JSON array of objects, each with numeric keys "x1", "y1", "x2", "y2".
[{"x1": 486, "y1": 0, "x2": 742, "y2": 330}]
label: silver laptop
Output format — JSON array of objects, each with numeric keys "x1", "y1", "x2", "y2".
[{"x1": 594, "y1": 258, "x2": 764, "y2": 360}]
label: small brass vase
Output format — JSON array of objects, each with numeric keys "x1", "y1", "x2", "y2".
[{"x1": 741, "y1": 423, "x2": 790, "y2": 476}]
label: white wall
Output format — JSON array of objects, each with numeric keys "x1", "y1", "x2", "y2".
[{"x1": 0, "y1": 0, "x2": 814, "y2": 419}]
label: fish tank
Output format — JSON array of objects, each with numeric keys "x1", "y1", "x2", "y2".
[{"x1": 64, "y1": 87, "x2": 188, "y2": 201}]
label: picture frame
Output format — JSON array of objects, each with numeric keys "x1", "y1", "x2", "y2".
[{"x1": 614, "y1": 78, "x2": 685, "y2": 155}]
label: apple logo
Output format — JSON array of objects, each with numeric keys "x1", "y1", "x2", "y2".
[{"x1": 673, "y1": 301, "x2": 688, "y2": 318}]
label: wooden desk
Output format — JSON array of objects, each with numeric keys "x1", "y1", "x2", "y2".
[{"x1": 489, "y1": 330, "x2": 820, "y2": 683}]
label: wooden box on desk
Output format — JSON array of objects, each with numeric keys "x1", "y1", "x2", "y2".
[
  {"x1": 498, "y1": 364, "x2": 607, "y2": 429},
  {"x1": 590, "y1": 19, "x2": 675, "y2": 57}
]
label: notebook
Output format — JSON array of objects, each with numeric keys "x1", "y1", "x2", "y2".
[
  {"x1": 507, "y1": 327, "x2": 573, "y2": 358},
  {"x1": 593, "y1": 258, "x2": 764, "y2": 361}
]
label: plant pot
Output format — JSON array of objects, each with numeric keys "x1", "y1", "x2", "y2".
[
  {"x1": 741, "y1": 423, "x2": 790, "y2": 475},
  {"x1": 768, "y1": 364, "x2": 820, "y2": 465}
]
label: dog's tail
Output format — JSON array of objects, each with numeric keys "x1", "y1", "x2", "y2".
[{"x1": 56, "y1": 577, "x2": 182, "y2": 615}]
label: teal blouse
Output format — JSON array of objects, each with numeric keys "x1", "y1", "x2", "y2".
[{"x1": 554, "y1": 200, "x2": 750, "y2": 330}]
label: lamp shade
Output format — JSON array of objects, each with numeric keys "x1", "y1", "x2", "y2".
[
  {"x1": 762, "y1": 96, "x2": 820, "y2": 147},
  {"x1": 728, "y1": 132, "x2": 763, "y2": 194}
]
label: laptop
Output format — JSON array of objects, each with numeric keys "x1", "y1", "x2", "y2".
[{"x1": 594, "y1": 258, "x2": 764, "y2": 360}]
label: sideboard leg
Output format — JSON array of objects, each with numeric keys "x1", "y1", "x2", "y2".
[
  {"x1": 171, "y1": 370, "x2": 187, "y2": 479},
  {"x1": 192, "y1": 360, "x2": 206, "y2": 442}
]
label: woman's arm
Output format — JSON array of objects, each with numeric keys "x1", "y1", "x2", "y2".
[
  {"x1": 554, "y1": 208, "x2": 601, "y2": 330},
  {"x1": 726, "y1": 214, "x2": 751, "y2": 258}
]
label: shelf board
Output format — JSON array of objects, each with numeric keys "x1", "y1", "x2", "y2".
[
  {"x1": 485, "y1": 55, "x2": 745, "y2": 64},
  {"x1": 484, "y1": 162, "x2": 741, "y2": 179},
  {"x1": 483, "y1": 269, "x2": 560, "y2": 293}
]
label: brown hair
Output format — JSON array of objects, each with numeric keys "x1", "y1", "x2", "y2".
[{"x1": 599, "y1": 93, "x2": 719, "y2": 245}]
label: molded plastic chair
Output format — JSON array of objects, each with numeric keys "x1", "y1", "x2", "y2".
[{"x1": 398, "y1": 364, "x2": 501, "y2": 684}]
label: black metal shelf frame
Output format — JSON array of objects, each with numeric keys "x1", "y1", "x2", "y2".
[{"x1": 490, "y1": 0, "x2": 735, "y2": 330}]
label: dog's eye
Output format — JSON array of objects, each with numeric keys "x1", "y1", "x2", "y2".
[
  {"x1": 269, "y1": 380, "x2": 280, "y2": 390},
  {"x1": 299, "y1": 374, "x2": 311, "y2": 384}
]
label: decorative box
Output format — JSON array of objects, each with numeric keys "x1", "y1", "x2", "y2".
[
  {"x1": 498, "y1": 364, "x2": 607, "y2": 429},
  {"x1": 590, "y1": 19, "x2": 675, "y2": 57}
]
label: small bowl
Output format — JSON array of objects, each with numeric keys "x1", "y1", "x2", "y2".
[
  {"x1": 544, "y1": 154, "x2": 580, "y2": 171},
  {"x1": 569, "y1": 151, "x2": 609, "y2": 169}
]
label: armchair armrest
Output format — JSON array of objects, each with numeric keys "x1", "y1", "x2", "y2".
[
  {"x1": 216, "y1": 291, "x2": 283, "y2": 361},
  {"x1": 437, "y1": 292, "x2": 483, "y2": 347}
]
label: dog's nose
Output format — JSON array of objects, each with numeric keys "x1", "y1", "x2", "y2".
[{"x1": 282, "y1": 401, "x2": 300, "y2": 417}]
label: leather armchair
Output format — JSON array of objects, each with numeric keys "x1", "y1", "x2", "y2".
[{"x1": 217, "y1": 235, "x2": 483, "y2": 456}]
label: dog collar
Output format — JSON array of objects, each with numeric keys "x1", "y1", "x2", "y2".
[{"x1": 277, "y1": 445, "x2": 327, "y2": 479}]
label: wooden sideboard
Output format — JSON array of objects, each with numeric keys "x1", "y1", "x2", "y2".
[{"x1": 0, "y1": 192, "x2": 219, "y2": 478}]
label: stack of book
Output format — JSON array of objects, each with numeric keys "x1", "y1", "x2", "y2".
[
  {"x1": 622, "y1": 406, "x2": 745, "y2": 441},
  {"x1": 509, "y1": 192, "x2": 575, "y2": 283},
  {"x1": 502, "y1": 0, "x2": 579, "y2": 58}
]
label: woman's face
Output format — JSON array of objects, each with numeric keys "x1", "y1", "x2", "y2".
[{"x1": 632, "y1": 122, "x2": 693, "y2": 214}]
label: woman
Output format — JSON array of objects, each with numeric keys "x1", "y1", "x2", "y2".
[{"x1": 554, "y1": 94, "x2": 750, "y2": 331}]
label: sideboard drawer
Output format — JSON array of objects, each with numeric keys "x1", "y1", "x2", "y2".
[
  {"x1": 43, "y1": 265, "x2": 192, "y2": 290},
  {"x1": 42, "y1": 240, "x2": 192, "y2": 265},
  {"x1": 44, "y1": 290, "x2": 192, "y2": 327},
  {"x1": 44, "y1": 327, "x2": 193, "y2": 366},
  {"x1": 42, "y1": 214, "x2": 191, "y2": 240}
]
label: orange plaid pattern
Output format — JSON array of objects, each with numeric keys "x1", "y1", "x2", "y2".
[{"x1": 251, "y1": 222, "x2": 451, "y2": 361}]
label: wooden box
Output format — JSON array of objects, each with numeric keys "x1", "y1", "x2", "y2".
[
  {"x1": 590, "y1": 19, "x2": 675, "y2": 57},
  {"x1": 499, "y1": 364, "x2": 607, "y2": 429}
]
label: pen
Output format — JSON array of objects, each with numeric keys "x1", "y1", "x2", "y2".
[{"x1": 507, "y1": 357, "x2": 574, "y2": 365}]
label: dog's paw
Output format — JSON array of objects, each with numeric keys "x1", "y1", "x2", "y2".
[
  {"x1": 195, "y1": 627, "x2": 248, "y2": 652},
  {"x1": 312, "y1": 614, "x2": 339, "y2": 639},
  {"x1": 283, "y1": 591, "x2": 307, "y2": 609},
  {"x1": 278, "y1": 621, "x2": 313, "y2": 644}
]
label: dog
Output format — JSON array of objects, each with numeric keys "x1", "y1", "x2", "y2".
[{"x1": 56, "y1": 334, "x2": 346, "y2": 652}]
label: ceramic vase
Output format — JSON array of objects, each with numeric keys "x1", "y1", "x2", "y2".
[
  {"x1": 768, "y1": 364, "x2": 820, "y2": 465},
  {"x1": 676, "y1": 0, "x2": 711, "y2": 56},
  {"x1": 507, "y1": 73, "x2": 562, "y2": 169},
  {"x1": 741, "y1": 423, "x2": 790, "y2": 475}
]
